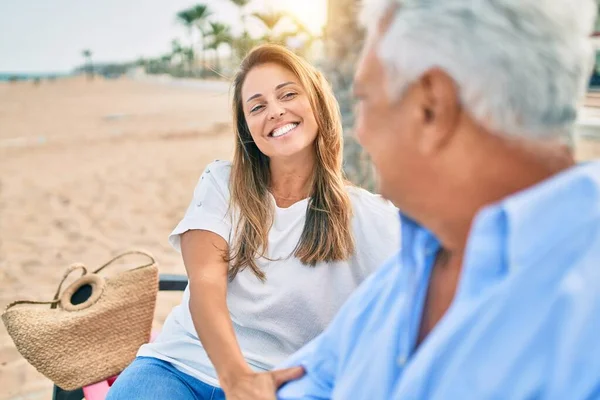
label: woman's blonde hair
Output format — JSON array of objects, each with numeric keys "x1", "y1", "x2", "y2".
[{"x1": 228, "y1": 44, "x2": 354, "y2": 281}]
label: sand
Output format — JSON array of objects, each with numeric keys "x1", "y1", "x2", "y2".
[
  {"x1": 1, "y1": 76, "x2": 599, "y2": 400},
  {"x1": 0, "y1": 76, "x2": 234, "y2": 400}
]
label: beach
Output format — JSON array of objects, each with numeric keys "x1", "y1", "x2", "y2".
[
  {"x1": 1, "y1": 77, "x2": 600, "y2": 400},
  {"x1": 0, "y1": 76, "x2": 234, "y2": 399}
]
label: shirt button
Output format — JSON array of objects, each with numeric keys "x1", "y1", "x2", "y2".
[
  {"x1": 196, "y1": 201, "x2": 203, "y2": 207},
  {"x1": 397, "y1": 355, "x2": 408, "y2": 366}
]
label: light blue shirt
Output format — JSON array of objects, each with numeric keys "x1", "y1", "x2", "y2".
[{"x1": 278, "y1": 161, "x2": 600, "y2": 399}]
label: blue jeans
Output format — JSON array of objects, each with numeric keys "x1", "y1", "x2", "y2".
[{"x1": 107, "y1": 356, "x2": 225, "y2": 400}]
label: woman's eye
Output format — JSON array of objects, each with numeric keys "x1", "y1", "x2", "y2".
[
  {"x1": 282, "y1": 92, "x2": 297, "y2": 100},
  {"x1": 250, "y1": 105, "x2": 264, "y2": 113}
]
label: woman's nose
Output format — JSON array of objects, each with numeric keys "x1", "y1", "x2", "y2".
[{"x1": 268, "y1": 105, "x2": 286, "y2": 120}]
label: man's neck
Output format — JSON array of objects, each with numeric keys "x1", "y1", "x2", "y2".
[
  {"x1": 414, "y1": 134, "x2": 574, "y2": 345},
  {"x1": 409, "y1": 133, "x2": 575, "y2": 255}
]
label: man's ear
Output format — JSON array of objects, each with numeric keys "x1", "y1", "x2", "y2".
[{"x1": 416, "y1": 68, "x2": 461, "y2": 155}]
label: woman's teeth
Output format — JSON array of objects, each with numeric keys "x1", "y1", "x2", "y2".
[{"x1": 271, "y1": 123, "x2": 299, "y2": 138}]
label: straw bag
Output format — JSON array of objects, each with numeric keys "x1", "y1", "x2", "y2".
[{"x1": 2, "y1": 250, "x2": 159, "y2": 391}]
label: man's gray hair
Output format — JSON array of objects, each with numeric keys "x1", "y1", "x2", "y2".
[{"x1": 361, "y1": 0, "x2": 598, "y2": 138}]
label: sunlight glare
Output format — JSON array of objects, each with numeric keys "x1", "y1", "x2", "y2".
[{"x1": 279, "y1": 0, "x2": 327, "y2": 36}]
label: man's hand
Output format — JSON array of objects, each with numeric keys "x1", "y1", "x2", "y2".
[{"x1": 222, "y1": 367, "x2": 305, "y2": 400}]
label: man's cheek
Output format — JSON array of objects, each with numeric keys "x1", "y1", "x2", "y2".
[
  {"x1": 356, "y1": 131, "x2": 367, "y2": 149},
  {"x1": 354, "y1": 116, "x2": 368, "y2": 146}
]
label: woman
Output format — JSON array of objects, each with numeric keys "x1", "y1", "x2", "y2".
[{"x1": 108, "y1": 44, "x2": 399, "y2": 399}]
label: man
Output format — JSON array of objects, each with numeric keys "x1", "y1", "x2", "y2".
[
  {"x1": 232, "y1": 0, "x2": 599, "y2": 398},
  {"x1": 275, "y1": 0, "x2": 600, "y2": 398}
]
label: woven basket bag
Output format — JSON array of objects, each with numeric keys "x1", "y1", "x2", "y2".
[{"x1": 2, "y1": 250, "x2": 159, "y2": 391}]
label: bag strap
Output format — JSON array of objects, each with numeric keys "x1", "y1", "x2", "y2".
[
  {"x1": 5, "y1": 263, "x2": 88, "y2": 311},
  {"x1": 4, "y1": 251, "x2": 156, "y2": 312},
  {"x1": 93, "y1": 250, "x2": 155, "y2": 274}
]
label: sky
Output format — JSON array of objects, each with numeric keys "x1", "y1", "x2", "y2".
[{"x1": 0, "y1": 0, "x2": 327, "y2": 74}]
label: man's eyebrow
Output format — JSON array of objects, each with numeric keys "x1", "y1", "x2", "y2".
[{"x1": 246, "y1": 81, "x2": 296, "y2": 103}]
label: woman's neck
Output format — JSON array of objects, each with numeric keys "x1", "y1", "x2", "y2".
[{"x1": 269, "y1": 151, "x2": 316, "y2": 207}]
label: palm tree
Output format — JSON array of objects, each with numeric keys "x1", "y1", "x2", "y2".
[
  {"x1": 323, "y1": 0, "x2": 375, "y2": 189},
  {"x1": 81, "y1": 49, "x2": 93, "y2": 79},
  {"x1": 207, "y1": 22, "x2": 233, "y2": 73},
  {"x1": 190, "y1": 4, "x2": 213, "y2": 75},
  {"x1": 228, "y1": 0, "x2": 252, "y2": 60},
  {"x1": 169, "y1": 39, "x2": 184, "y2": 69},
  {"x1": 591, "y1": 13, "x2": 600, "y2": 88},
  {"x1": 176, "y1": 4, "x2": 212, "y2": 75},
  {"x1": 176, "y1": 9, "x2": 197, "y2": 72},
  {"x1": 229, "y1": 0, "x2": 251, "y2": 31},
  {"x1": 176, "y1": 10, "x2": 196, "y2": 51},
  {"x1": 285, "y1": 13, "x2": 312, "y2": 37},
  {"x1": 160, "y1": 54, "x2": 173, "y2": 72},
  {"x1": 252, "y1": 11, "x2": 287, "y2": 43},
  {"x1": 184, "y1": 48, "x2": 195, "y2": 71},
  {"x1": 231, "y1": 31, "x2": 259, "y2": 62},
  {"x1": 171, "y1": 39, "x2": 183, "y2": 55}
]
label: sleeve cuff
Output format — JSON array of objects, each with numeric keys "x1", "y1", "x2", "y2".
[
  {"x1": 276, "y1": 337, "x2": 335, "y2": 399},
  {"x1": 168, "y1": 215, "x2": 231, "y2": 253}
]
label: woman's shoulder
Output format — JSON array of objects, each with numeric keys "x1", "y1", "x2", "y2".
[
  {"x1": 204, "y1": 159, "x2": 232, "y2": 175},
  {"x1": 345, "y1": 185, "x2": 398, "y2": 217},
  {"x1": 200, "y1": 159, "x2": 232, "y2": 182},
  {"x1": 345, "y1": 186, "x2": 401, "y2": 266},
  {"x1": 192, "y1": 160, "x2": 232, "y2": 197}
]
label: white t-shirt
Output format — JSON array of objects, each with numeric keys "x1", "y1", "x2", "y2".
[{"x1": 138, "y1": 160, "x2": 400, "y2": 387}]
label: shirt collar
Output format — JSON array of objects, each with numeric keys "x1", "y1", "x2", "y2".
[
  {"x1": 398, "y1": 160, "x2": 600, "y2": 275},
  {"x1": 399, "y1": 212, "x2": 440, "y2": 273},
  {"x1": 482, "y1": 160, "x2": 600, "y2": 268}
]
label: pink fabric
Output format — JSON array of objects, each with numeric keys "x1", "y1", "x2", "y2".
[{"x1": 82, "y1": 381, "x2": 111, "y2": 400}]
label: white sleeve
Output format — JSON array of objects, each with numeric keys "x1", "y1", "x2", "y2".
[
  {"x1": 351, "y1": 190, "x2": 401, "y2": 276},
  {"x1": 168, "y1": 161, "x2": 232, "y2": 252}
]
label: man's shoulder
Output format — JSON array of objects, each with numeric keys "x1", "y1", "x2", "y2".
[
  {"x1": 552, "y1": 217, "x2": 600, "y2": 290},
  {"x1": 500, "y1": 161, "x2": 600, "y2": 278},
  {"x1": 534, "y1": 196, "x2": 600, "y2": 278}
]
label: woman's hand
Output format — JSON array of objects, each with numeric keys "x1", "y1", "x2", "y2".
[{"x1": 222, "y1": 366, "x2": 305, "y2": 400}]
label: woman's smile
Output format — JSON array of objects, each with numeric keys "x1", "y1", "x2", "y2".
[{"x1": 270, "y1": 122, "x2": 301, "y2": 139}]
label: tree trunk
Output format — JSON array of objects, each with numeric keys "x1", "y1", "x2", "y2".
[
  {"x1": 187, "y1": 29, "x2": 194, "y2": 75},
  {"x1": 200, "y1": 31, "x2": 206, "y2": 77},
  {"x1": 199, "y1": 32, "x2": 205, "y2": 77},
  {"x1": 324, "y1": 0, "x2": 376, "y2": 191},
  {"x1": 86, "y1": 57, "x2": 94, "y2": 80}
]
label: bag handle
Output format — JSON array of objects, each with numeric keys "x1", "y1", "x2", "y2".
[
  {"x1": 93, "y1": 250, "x2": 155, "y2": 274},
  {"x1": 4, "y1": 250, "x2": 156, "y2": 311},
  {"x1": 4, "y1": 263, "x2": 88, "y2": 310}
]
